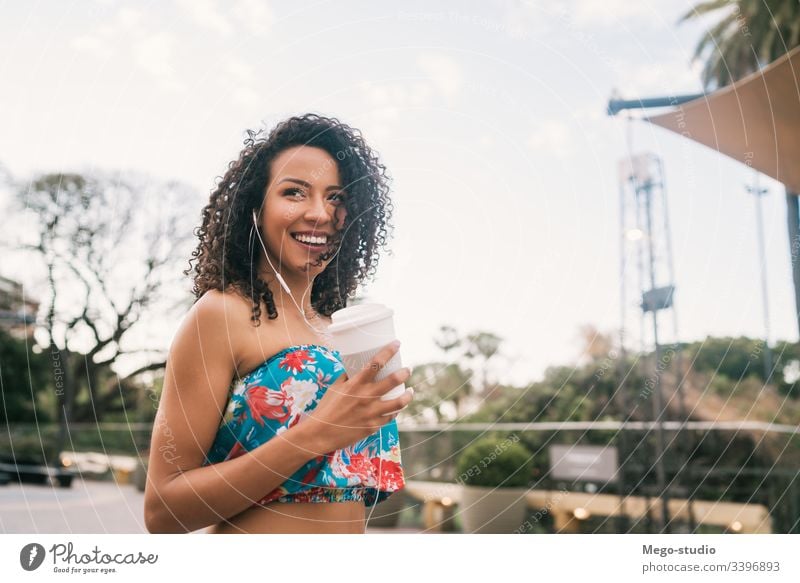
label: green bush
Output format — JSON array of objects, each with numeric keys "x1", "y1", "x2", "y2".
[
  {"x1": 0, "y1": 430, "x2": 60, "y2": 464},
  {"x1": 686, "y1": 336, "x2": 767, "y2": 382},
  {"x1": 0, "y1": 328, "x2": 53, "y2": 424},
  {"x1": 455, "y1": 435, "x2": 532, "y2": 488}
]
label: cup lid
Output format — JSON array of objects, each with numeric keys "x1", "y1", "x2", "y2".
[{"x1": 327, "y1": 303, "x2": 393, "y2": 333}]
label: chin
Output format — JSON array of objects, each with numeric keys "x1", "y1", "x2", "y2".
[{"x1": 297, "y1": 260, "x2": 327, "y2": 274}]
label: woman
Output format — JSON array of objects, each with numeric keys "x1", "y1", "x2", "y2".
[{"x1": 143, "y1": 114, "x2": 413, "y2": 534}]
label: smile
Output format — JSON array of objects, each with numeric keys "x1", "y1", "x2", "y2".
[{"x1": 290, "y1": 232, "x2": 330, "y2": 252}]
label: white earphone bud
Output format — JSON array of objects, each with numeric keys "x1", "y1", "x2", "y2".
[{"x1": 252, "y1": 209, "x2": 293, "y2": 295}]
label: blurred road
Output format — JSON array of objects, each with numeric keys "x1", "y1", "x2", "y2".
[
  {"x1": 0, "y1": 478, "x2": 148, "y2": 534},
  {"x1": 0, "y1": 478, "x2": 420, "y2": 533}
]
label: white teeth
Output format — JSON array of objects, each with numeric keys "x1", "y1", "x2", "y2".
[{"x1": 293, "y1": 233, "x2": 327, "y2": 245}]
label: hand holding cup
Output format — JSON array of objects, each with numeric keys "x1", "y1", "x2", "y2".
[{"x1": 304, "y1": 340, "x2": 414, "y2": 453}]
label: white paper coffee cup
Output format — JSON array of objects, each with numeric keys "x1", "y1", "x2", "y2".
[{"x1": 326, "y1": 303, "x2": 406, "y2": 405}]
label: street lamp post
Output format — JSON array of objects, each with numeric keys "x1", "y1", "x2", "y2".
[{"x1": 746, "y1": 173, "x2": 774, "y2": 379}]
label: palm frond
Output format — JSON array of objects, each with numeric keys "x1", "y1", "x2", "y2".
[
  {"x1": 678, "y1": 0, "x2": 734, "y2": 23},
  {"x1": 680, "y1": 0, "x2": 800, "y2": 88},
  {"x1": 691, "y1": 12, "x2": 742, "y2": 63}
]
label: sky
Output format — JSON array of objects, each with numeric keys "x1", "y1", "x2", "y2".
[{"x1": 0, "y1": 0, "x2": 796, "y2": 387}]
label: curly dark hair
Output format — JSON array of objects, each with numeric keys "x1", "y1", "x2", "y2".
[{"x1": 184, "y1": 113, "x2": 394, "y2": 325}]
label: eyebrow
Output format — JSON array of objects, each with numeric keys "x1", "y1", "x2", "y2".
[{"x1": 277, "y1": 177, "x2": 343, "y2": 191}]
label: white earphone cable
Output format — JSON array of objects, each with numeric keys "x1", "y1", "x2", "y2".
[
  {"x1": 251, "y1": 208, "x2": 343, "y2": 339},
  {"x1": 252, "y1": 207, "x2": 391, "y2": 529}
]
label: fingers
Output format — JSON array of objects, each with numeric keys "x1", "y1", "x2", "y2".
[
  {"x1": 377, "y1": 386, "x2": 414, "y2": 417},
  {"x1": 353, "y1": 340, "x2": 401, "y2": 384},
  {"x1": 367, "y1": 365, "x2": 412, "y2": 398}
]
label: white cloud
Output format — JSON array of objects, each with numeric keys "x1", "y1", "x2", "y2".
[
  {"x1": 355, "y1": 79, "x2": 435, "y2": 143},
  {"x1": 70, "y1": 35, "x2": 111, "y2": 58},
  {"x1": 571, "y1": 0, "x2": 655, "y2": 27},
  {"x1": 175, "y1": 0, "x2": 273, "y2": 37},
  {"x1": 232, "y1": 86, "x2": 260, "y2": 108},
  {"x1": 79, "y1": 7, "x2": 142, "y2": 52},
  {"x1": 74, "y1": 6, "x2": 186, "y2": 92},
  {"x1": 527, "y1": 119, "x2": 574, "y2": 158},
  {"x1": 359, "y1": 79, "x2": 434, "y2": 120},
  {"x1": 118, "y1": 7, "x2": 144, "y2": 30},
  {"x1": 226, "y1": 59, "x2": 255, "y2": 83},
  {"x1": 615, "y1": 53, "x2": 704, "y2": 96},
  {"x1": 355, "y1": 55, "x2": 463, "y2": 141},
  {"x1": 175, "y1": 0, "x2": 233, "y2": 36},
  {"x1": 416, "y1": 53, "x2": 463, "y2": 105},
  {"x1": 501, "y1": 1, "x2": 554, "y2": 38},
  {"x1": 224, "y1": 59, "x2": 260, "y2": 108},
  {"x1": 560, "y1": 0, "x2": 679, "y2": 28},
  {"x1": 509, "y1": 0, "x2": 678, "y2": 34},
  {"x1": 232, "y1": 0, "x2": 274, "y2": 35},
  {"x1": 134, "y1": 33, "x2": 185, "y2": 92}
]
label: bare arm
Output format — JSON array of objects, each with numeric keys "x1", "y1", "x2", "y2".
[
  {"x1": 143, "y1": 291, "x2": 327, "y2": 533},
  {"x1": 143, "y1": 290, "x2": 414, "y2": 534},
  {"x1": 146, "y1": 419, "x2": 327, "y2": 533}
]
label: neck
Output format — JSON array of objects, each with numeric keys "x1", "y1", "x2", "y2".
[
  {"x1": 257, "y1": 263, "x2": 317, "y2": 316},
  {"x1": 256, "y1": 266, "x2": 333, "y2": 341}
]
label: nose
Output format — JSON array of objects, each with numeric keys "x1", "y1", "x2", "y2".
[{"x1": 302, "y1": 193, "x2": 333, "y2": 228}]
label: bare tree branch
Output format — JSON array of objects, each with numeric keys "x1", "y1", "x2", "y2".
[
  {"x1": 9, "y1": 171, "x2": 197, "y2": 424},
  {"x1": 121, "y1": 360, "x2": 168, "y2": 382}
]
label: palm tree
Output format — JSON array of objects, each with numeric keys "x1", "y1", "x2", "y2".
[
  {"x1": 680, "y1": 0, "x2": 800, "y2": 89},
  {"x1": 464, "y1": 331, "x2": 503, "y2": 401},
  {"x1": 403, "y1": 361, "x2": 473, "y2": 423}
]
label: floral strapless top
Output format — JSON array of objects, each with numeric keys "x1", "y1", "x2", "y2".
[{"x1": 203, "y1": 344, "x2": 404, "y2": 507}]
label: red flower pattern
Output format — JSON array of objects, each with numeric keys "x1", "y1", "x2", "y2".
[
  {"x1": 316, "y1": 368, "x2": 333, "y2": 387},
  {"x1": 345, "y1": 451, "x2": 377, "y2": 486},
  {"x1": 245, "y1": 385, "x2": 292, "y2": 425},
  {"x1": 279, "y1": 349, "x2": 315, "y2": 375},
  {"x1": 207, "y1": 345, "x2": 404, "y2": 507},
  {"x1": 370, "y1": 458, "x2": 404, "y2": 491}
]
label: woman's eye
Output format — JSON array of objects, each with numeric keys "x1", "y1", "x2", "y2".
[{"x1": 284, "y1": 188, "x2": 344, "y2": 203}]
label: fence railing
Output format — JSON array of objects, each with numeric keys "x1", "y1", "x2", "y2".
[{"x1": 2, "y1": 420, "x2": 798, "y2": 532}]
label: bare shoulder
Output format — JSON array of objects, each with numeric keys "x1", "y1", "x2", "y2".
[
  {"x1": 192, "y1": 288, "x2": 254, "y2": 322},
  {"x1": 177, "y1": 288, "x2": 256, "y2": 369}
]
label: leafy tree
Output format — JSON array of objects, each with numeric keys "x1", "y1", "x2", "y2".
[
  {"x1": 463, "y1": 331, "x2": 503, "y2": 399},
  {"x1": 683, "y1": 336, "x2": 768, "y2": 381},
  {"x1": 0, "y1": 327, "x2": 52, "y2": 424},
  {"x1": 402, "y1": 325, "x2": 506, "y2": 423},
  {"x1": 401, "y1": 361, "x2": 473, "y2": 424}
]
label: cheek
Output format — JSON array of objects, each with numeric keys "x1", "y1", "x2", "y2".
[
  {"x1": 283, "y1": 205, "x2": 299, "y2": 222},
  {"x1": 335, "y1": 207, "x2": 348, "y2": 229},
  {"x1": 268, "y1": 197, "x2": 299, "y2": 223}
]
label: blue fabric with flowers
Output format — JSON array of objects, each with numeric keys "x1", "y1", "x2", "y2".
[{"x1": 203, "y1": 344, "x2": 404, "y2": 506}]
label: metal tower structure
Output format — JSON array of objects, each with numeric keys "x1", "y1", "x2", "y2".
[{"x1": 618, "y1": 151, "x2": 694, "y2": 533}]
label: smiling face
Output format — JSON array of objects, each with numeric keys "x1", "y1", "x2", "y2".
[{"x1": 257, "y1": 145, "x2": 348, "y2": 280}]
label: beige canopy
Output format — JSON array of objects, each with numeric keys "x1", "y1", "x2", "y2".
[{"x1": 647, "y1": 46, "x2": 800, "y2": 194}]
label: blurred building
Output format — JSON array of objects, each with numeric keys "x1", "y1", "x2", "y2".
[{"x1": 0, "y1": 274, "x2": 38, "y2": 339}]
